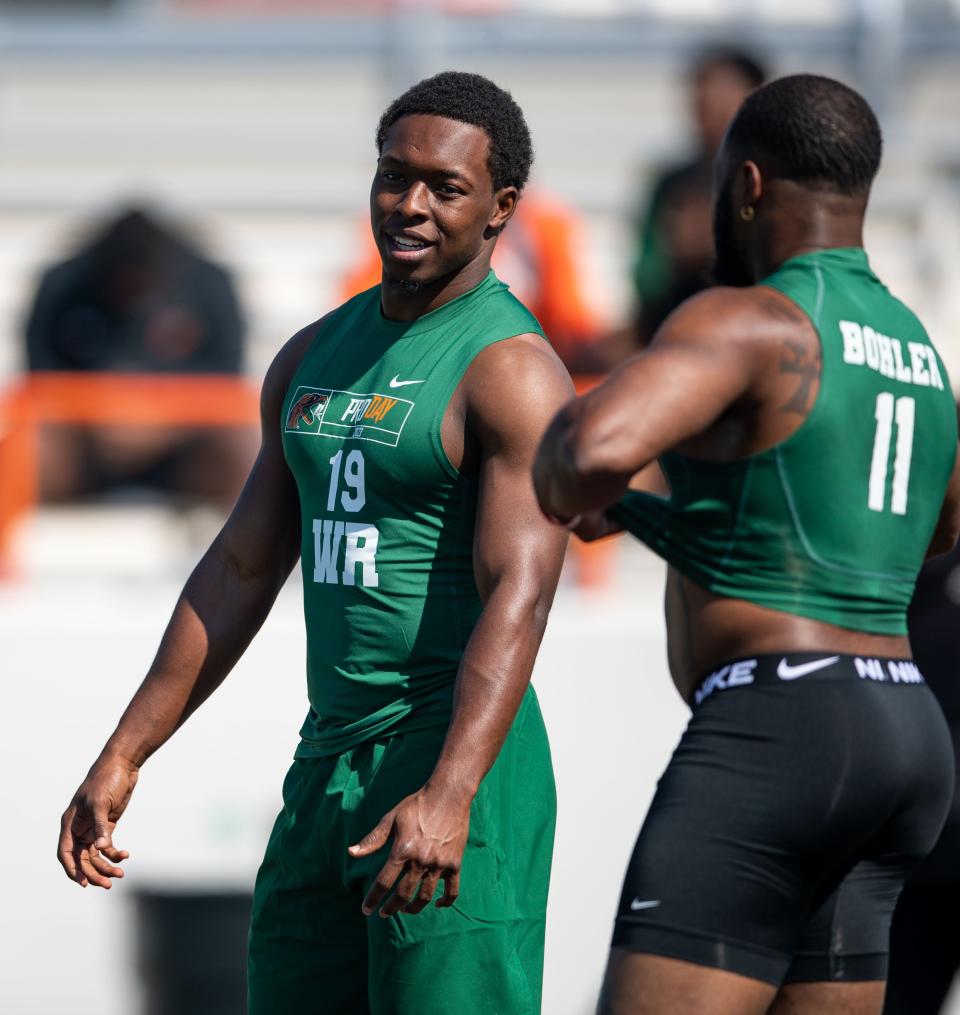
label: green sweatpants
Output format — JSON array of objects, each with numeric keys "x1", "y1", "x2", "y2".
[{"x1": 247, "y1": 686, "x2": 556, "y2": 1015}]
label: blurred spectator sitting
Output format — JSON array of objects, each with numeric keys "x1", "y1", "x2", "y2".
[
  {"x1": 631, "y1": 47, "x2": 767, "y2": 348},
  {"x1": 24, "y1": 207, "x2": 255, "y2": 508},
  {"x1": 340, "y1": 188, "x2": 607, "y2": 373}
]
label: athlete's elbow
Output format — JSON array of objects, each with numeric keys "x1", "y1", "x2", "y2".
[
  {"x1": 563, "y1": 419, "x2": 646, "y2": 499},
  {"x1": 484, "y1": 573, "x2": 556, "y2": 636}
]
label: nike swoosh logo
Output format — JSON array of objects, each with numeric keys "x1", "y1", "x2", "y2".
[
  {"x1": 630, "y1": 899, "x2": 661, "y2": 911},
  {"x1": 777, "y1": 656, "x2": 841, "y2": 681},
  {"x1": 389, "y1": 375, "x2": 425, "y2": 388}
]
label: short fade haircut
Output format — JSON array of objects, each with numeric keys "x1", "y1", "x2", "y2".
[
  {"x1": 375, "y1": 71, "x2": 533, "y2": 192},
  {"x1": 726, "y1": 74, "x2": 882, "y2": 196},
  {"x1": 694, "y1": 46, "x2": 767, "y2": 90}
]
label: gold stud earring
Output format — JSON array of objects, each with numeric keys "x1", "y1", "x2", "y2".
[{"x1": 739, "y1": 206, "x2": 756, "y2": 222}]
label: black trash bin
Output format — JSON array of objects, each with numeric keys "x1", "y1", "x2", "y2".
[{"x1": 134, "y1": 888, "x2": 253, "y2": 1015}]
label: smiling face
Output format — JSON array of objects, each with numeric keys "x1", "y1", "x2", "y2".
[{"x1": 371, "y1": 114, "x2": 518, "y2": 293}]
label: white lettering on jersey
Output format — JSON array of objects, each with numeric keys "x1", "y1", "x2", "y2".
[
  {"x1": 877, "y1": 331, "x2": 895, "y2": 378},
  {"x1": 839, "y1": 320, "x2": 944, "y2": 389},
  {"x1": 891, "y1": 339, "x2": 913, "y2": 383},
  {"x1": 908, "y1": 342, "x2": 930, "y2": 387},
  {"x1": 312, "y1": 517, "x2": 380, "y2": 588},
  {"x1": 313, "y1": 519, "x2": 345, "y2": 584},
  {"x1": 340, "y1": 397, "x2": 372, "y2": 424},
  {"x1": 840, "y1": 320, "x2": 865, "y2": 364},
  {"x1": 342, "y1": 523, "x2": 380, "y2": 588},
  {"x1": 927, "y1": 347, "x2": 945, "y2": 390},
  {"x1": 863, "y1": 325, "x2": 880, "y2": 370}
]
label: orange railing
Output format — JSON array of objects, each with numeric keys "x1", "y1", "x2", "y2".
[
  {"x1": 0, "y1": 372, "x2": 610, "y2": 581},
  {"x1": 0, "y1": 373, "x2": 260, "y2": 574}
]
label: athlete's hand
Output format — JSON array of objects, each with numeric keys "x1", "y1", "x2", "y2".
[
  {"x1": 58, "y1": 754, "x2": 137, "y2": 889},
  {"x1": 348, "y1": 782, "x2": 472, "y2": 918},
  {"x1": 572, "y1": 509, "x2": 623, "y2": 542}
]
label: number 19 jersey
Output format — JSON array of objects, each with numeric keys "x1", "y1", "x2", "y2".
[
  {"x1": 281, "y1": 272, "x2": 544, "y2": 757},
  {"x1": 611, "y1": 247, "x2": 957, "y2": 635}
]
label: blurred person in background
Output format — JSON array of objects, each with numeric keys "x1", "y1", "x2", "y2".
[
  {"x1": 535, "y1": 74, "x2": 959, "y2": 1015},
  {"x1": 58, "y1": 72, "x2": 570, "y2": 1015},
  {"x1": 25, "y1": 207, "x2": 253, "y2": 507},
  {"x1": 631, "y1": 47, "x2": 767, "y2": 347},
  {"x1": 884, "y1": 528, "x2": 960, "y2": 1015},
  {"x1": 340, "y1": 185, "x2": 606, "y2": 372}
]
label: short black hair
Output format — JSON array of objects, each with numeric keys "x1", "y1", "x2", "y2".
[
  {"x1": 375, "y1": 71, "x2": 533, "y2": 192},
  {"x1": 726, "y1": 73, "x2": 882, "y2": 196},
  {"x1": 694, "y1": 47, "x2": 767, "y2": 90}
]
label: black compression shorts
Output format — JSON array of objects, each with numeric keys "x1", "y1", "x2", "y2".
[{"x1": 612, "y1": 653, "x2": 954, "y2": 985}]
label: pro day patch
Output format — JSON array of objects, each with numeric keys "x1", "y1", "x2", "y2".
[{"x1": 285, "y1": 386, "x2": 414, "y2": 447}]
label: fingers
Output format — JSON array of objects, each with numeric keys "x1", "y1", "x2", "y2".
[
  {"x1": 436, "y1": 869, "x2": 460, "y2": 909},
  {"x1": 59, "y1": 803, "x2": 128, "y2": 889},
  {"x1": 57, "y1": 810, "x2": 84, "y2": 886},
  {"x1": 364, "y1": 863, "x2": 454, "y2": 917},
  {"x1": 92, "y1": 811, "x2": 128, "y2": 863},
  {"x1": 98, "y1": 843, "x2": 129, "y2": 864},
  {"x1": 403, "y1": 870, "x2": 441, "y2": 915},
  {"x1": 378, "y1": 864, "x2": 426, "y2": 918},
  {"x1": 348, "y1": 813, "x2": 394, "y2": 859},
  {"x1": 92, "y1": 802, "x2": 115, "y2": 852},
  {"x1": 77, "y1": 847, "x2": 114, "y2": 890},
  {"x1": 88, "y1": 847, "x2": 125, "y2": 881},
  {"x1": 361, "y1": 856, "x2": 405, "y2": 916}
]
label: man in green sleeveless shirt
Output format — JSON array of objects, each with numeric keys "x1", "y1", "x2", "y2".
[
  {"x1": 535, "y1": 75, "x2": 960, "y2": 1015},
  {"x1": 58, "y1": 72, "x2": 571, "y2": 1014}
]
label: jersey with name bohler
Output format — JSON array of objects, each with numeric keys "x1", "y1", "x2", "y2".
[
  {"x1": 611, "y1": 247, "x2": 957, "y2": 634},
  {"x1": 281, "y1": 271, "x2": 543, "y2": 757}
]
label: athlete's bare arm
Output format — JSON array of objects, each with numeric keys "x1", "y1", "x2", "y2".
[
  {"x1": 350, "y1": 334, "x2": 572, "y2": 916},
  {"x1": 57, "y1": 322, "x2": 320, "y2": 890},
  {"x1": 533, "y1": 287, "x2": 797, "y2": 524}
]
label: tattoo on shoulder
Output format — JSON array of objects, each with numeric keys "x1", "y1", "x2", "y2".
[{"x1": 778, "y1": 339, "x2": 821, "y2": 416}]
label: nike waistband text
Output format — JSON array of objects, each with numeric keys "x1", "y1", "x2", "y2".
[{"x1": 692, "y1": 653, "x2": 924, "y2": 707}]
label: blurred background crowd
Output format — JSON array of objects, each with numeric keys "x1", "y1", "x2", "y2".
[{"x1": 4, "y1": 1, "x2": 960, "y2": 1013}]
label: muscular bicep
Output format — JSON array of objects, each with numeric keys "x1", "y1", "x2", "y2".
[
  {"x1": 561, "y1": 290, "x2": 765, "y2": 480},
  {"x1": 470, "y1": 336, "x2": 572, "y2": 603}
]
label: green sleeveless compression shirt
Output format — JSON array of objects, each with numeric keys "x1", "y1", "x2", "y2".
[
  {"x1": 281, "y1": 271, "x2": 543, "y2": 757},
  {"x1": 610, "y1": 247, "x2": 957, "y2": 635}
]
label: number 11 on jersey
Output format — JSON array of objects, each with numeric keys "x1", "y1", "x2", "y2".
[{"x1": 868, "y1": 392, "x2": 915, "y2": 515}]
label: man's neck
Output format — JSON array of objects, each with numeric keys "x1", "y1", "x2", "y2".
[
  {"x1": 379, "y1": 258, "x2": 492, "y2": 323},
  {"x1": 752, "y1": 181, "x2": 867, "y2": 282}
]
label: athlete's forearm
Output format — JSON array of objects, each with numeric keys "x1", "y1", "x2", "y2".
[
  {"x1": 426, "y1": 582, "x2": 552, "y2": 800},
  {"x1": 100, "y1": 536, "x2": 291, "y2": 768}
]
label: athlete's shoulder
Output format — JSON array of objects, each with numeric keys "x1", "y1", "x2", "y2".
[
  {"x1": 260, "y1": 310, "x2": 337, "y2": 417},
  {"x1": 265, "y1": 288, "x2": 380, "y2": 395},
  {"x1": 655, "y1": 284, "x2": 808, "y2": 353},
  {"x1": 485, "y1": 274, "x2": 546, "y2": 337},
  {"x1": 463, "y1": 331, "x2": 574, "y2": 430}
]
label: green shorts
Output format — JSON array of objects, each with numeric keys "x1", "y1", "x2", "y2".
[{"x1": 247, "y1": 686, "x2": 556, "y2": 1015}]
